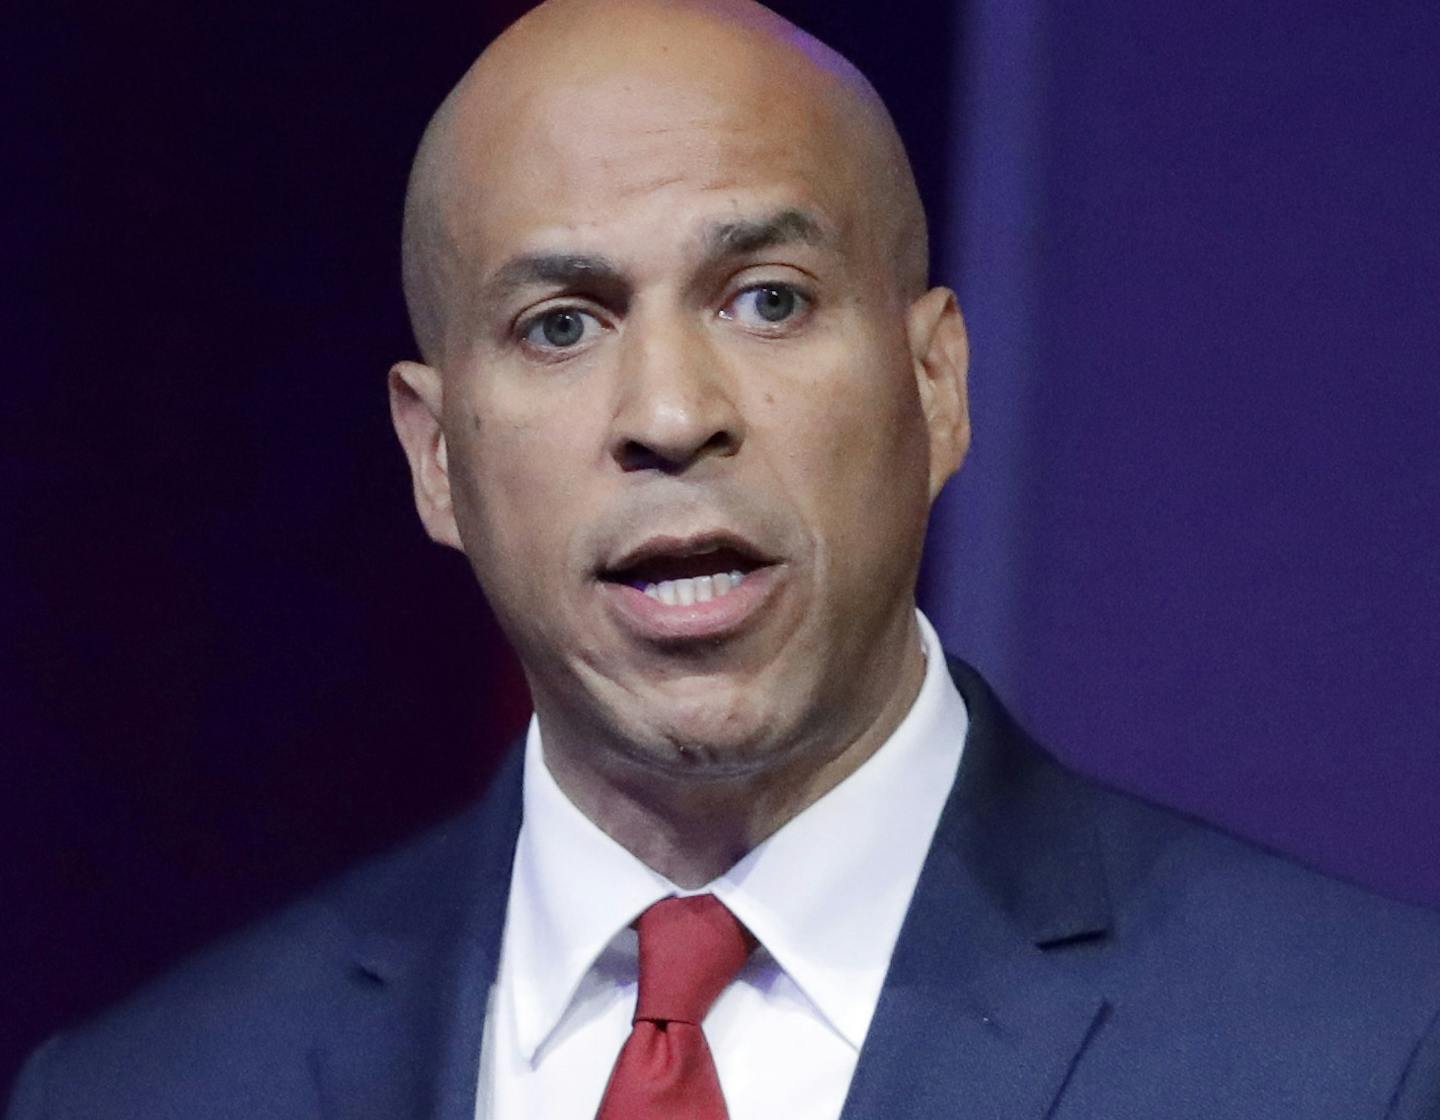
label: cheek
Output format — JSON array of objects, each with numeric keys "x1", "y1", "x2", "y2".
[
  {"x1": 798, "y1": 380, "x2": 929, "y2": 600},
  {"x1": 770, "y1": 338, "x2": 928, "y2": 521},
  {"x1": 447, "y1": 401, "x2": 586, "y2": 588}
]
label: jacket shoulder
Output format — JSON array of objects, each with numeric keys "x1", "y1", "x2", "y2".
[{"x1": 1079, "y1": 758, "x2": 1440, "y2": 968}]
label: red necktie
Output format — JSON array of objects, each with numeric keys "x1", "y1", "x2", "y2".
[{"x1": 595, "y1": 894, "x2": 756, "y2": 1120}]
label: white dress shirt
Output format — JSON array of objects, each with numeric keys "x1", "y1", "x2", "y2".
[{"x1": 476, "y1": 611, "x2": 969, "y2": 1120}]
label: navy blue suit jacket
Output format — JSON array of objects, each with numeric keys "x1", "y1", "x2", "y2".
[{"x1": 10, "y1": 660, "x2": 1440, "y2": 1118}]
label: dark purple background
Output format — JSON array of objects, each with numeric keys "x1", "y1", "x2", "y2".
[{"x1": 5, "y1": 0, "x2": 1436, "y2": 1094}]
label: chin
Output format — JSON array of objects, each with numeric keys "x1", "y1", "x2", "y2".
[{"x1": 612, "y1": 689, "x2": 796, "y2": 779}]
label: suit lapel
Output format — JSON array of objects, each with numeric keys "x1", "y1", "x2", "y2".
[
  {"x1": 840, "y1": 660, "x2": 1112, "y2": 1120},
  {"x1": 309, "y1": 750, "x2": 524, "y2": 1120}
]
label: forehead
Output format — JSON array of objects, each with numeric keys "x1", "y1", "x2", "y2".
[{"x1": 447, "y1": 65, "x2": 867, "y2": 267}]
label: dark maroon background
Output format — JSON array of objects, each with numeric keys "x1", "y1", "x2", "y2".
[{"x1": 5, "y1": 0, "x2": 1437, "y2": 1096}]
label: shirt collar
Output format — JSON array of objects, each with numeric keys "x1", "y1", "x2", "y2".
[
  {"x1": 505, "y1": 725, "x2": 674, "y2": 1061},
  {"x1": 506, "y1": 610, "x2": 968, "y2": 1058},
  {"x1": 709, "y1": 611, "x2": 967, "y2": 1049}
]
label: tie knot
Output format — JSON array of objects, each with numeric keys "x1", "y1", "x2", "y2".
[{"x1": 634, "y1": 894, "x2": 756, "y2": 1025}]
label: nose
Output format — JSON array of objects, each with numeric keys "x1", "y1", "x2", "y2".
[{"x1": 608, "y1": 311, "x2": 744, "y2": 473}]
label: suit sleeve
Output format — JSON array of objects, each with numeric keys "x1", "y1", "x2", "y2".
[
  {"x1": 1389, "y1": 1008, "x2": 1440, "y2": 1120},
  {"x1": 5, "y1": 1036, "x2": 56, "y2": 1120}
]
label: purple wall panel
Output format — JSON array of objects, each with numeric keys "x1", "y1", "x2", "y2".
[{"x1": 928, "y1": 1, "x2": 1440, "y2": 907}]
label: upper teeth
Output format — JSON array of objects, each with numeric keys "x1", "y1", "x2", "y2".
[{"x1": 643, "y1": 570, "x2": 746, "y2": 606}]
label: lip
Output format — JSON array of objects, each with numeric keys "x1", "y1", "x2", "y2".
[
  {"x1": 602, "y1": 529, "x2": 776, "y2": 578},
  {"x1": 598, "y1": 563, "x2": 783, "y2": 644}
]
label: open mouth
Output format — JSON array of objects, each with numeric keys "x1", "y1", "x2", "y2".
[{"x1": 600, "y1": 540, "x2": 772, "y2": 607}]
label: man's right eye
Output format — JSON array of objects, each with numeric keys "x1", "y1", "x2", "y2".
[{"x1": 522, "y1": 307, "x2": 601, "y2": 350}]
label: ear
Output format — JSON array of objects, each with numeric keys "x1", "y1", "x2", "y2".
[
  {"x1": 905, "y1": 286, "x2": 971, "y2": 501},
  {"x1": 388, "y1": 360, "x2": 463, "y2": 550}
]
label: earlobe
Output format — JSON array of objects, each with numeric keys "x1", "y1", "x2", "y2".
[
  {"x1": 388, "y1": 360, "x2": 464, "y2": 550},
  {"x1": 907, "y1": 287, "x2": 971, "y2": 500}
]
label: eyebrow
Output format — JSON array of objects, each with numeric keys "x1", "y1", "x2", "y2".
[
  {"x1": 702, "y1": 208, "x2": 830, "y2": 257},
  {"x1": 482, "y1": 253, "x2": 626, "y2": 309}
]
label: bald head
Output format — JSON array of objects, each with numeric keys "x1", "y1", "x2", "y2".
[
  {"x1": 386, "y1": 0, "x2": 973, "y2": 859},
  {"x1": 400, "y1": 0, "x2": 929, "y2": 364}
]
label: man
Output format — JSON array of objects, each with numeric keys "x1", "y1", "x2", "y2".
[{"x1": 9, "y1": 1, "x2": 1440, "y2": 1117}]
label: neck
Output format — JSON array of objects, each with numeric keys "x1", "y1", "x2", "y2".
[{"x1": 538, "y1": 636, "x2": 928, "y2": 888}]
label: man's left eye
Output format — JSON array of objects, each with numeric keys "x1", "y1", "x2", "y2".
[{"x1": 724, "y1": 284, "x2": 809, "y2": 327}]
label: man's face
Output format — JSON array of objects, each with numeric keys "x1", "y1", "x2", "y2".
[{"x1": 398, "y1": 60, "x2": 966, "y2": 784}]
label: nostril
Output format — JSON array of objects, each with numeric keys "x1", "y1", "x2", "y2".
[
  {"x1": 617, "y1": 440, "x2": 677, "y2": 473},
  {"x1": 700, "y1": 430, "x2": 736, "y2": 456},
  {"x1": 615, "y1": 429, "x2": 737, "y2": 473}
]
